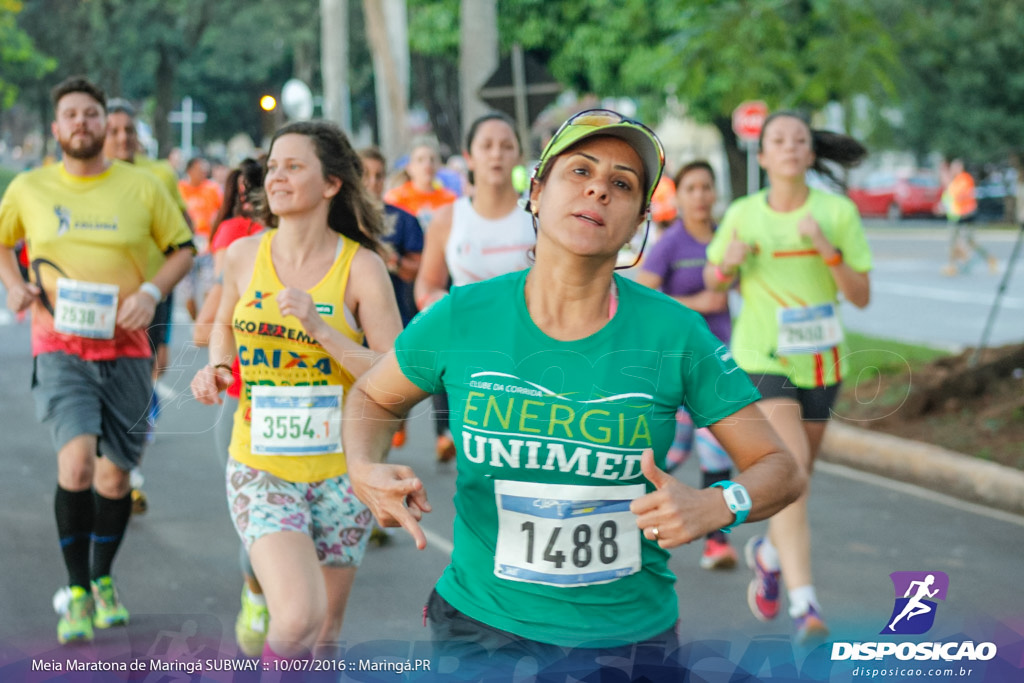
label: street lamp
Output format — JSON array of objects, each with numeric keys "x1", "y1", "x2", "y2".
[{"x1": 259, "y1": 95, "x2": 280, "y2": 146}]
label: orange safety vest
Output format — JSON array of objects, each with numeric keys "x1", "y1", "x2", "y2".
[{"x1": 945, "y1": 172, "x2": 977, "y2": 218}]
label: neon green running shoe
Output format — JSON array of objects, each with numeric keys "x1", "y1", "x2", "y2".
[
  {"x1": 91, "y1": 576, "x2": 129, "y2": 628},
  {"x1": 56, "y1": 585, "x2": 94, "y2": 644},
  {"x1": 235, "y1": 586, "x2": 269, "y2": 657}
]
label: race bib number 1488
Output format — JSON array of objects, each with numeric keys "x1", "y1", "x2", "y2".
[{"x1": 493, "y1": 480, "x2": 644, "y2": 587}]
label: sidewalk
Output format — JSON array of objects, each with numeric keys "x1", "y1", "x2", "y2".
[{"x1": 821, "y1": 421, "x2": 1024, "y2": 516}]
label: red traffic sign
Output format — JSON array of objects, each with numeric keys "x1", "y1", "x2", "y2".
[{"x1": 732, "y1": 101, "x2": 769, "y2": 141}]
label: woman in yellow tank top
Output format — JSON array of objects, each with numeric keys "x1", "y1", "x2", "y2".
[{"x1": 190, "y1": 121, "x2": 402, "y2": 661}]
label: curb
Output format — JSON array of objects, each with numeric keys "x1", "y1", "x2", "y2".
[{"x1": 821, "y1": 421, "x2": 1024, "y2": 517}]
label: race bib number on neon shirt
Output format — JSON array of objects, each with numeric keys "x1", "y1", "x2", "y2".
[
  {"x1": 776, "y1": 302, "x2": 843, "y2": 356},
  {"x1": 250, "y1": 385, "x2": 342, "y2": 456},
  {"x1": 493, "y1": 480, "x2": 644, "y2": 587},
  {"x1": 53, "y1": 278, "x2": 119, "y2": 339}
]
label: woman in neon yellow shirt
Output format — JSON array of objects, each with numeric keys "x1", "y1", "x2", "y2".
[{"x1": 705, "y1": 110, "x2": 870, "y2": 645}]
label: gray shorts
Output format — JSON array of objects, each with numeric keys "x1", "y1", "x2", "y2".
[{"x1": 31, "y1": 352, "x2": 153, "y2": 471}]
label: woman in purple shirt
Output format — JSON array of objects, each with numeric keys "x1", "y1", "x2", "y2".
[{"x1": 636, "y1": 160, "x2": 738, "y2": 571}]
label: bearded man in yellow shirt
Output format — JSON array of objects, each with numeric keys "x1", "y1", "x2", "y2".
[{"x1": 0, "y1": 76, "x2": 194, "y2": 644}]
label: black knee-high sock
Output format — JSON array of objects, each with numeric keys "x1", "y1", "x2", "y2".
[
  {"x1": 703, "y1": 469, "x2": 732, "y2": 541},
  {"x1": 91, "y1": 492, "x2": 132, "y2": 580},
  {"x1": 55, "y1": 487, "x2": 94, "y2": 589}
]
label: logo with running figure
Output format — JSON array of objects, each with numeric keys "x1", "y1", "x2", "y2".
[
  {"x1": 54, "y1": 205, "x2": 72, "y2": 235},
  {"x1": 881, "y1": 571, "x2": 949, "y2": 635}
]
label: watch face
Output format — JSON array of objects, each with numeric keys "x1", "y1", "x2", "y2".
[
  {"x1": 731, "y1": 487, "x2": 750, "y2": 508},
  {"x1": 714, "y1": 481, "x2": 750, "y2": 531}
]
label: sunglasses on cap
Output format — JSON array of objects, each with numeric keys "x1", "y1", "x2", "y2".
[
  {"x1": 554, "y1": 108, "x2": 661, "y2": 137},
  {"x1": 534, "y1": 108, "x2": 666, "y2": 207}
]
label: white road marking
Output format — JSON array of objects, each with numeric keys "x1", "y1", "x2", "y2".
[
  {"x1": 871, "y1": 281, "x2": 1024, "y2": 309},
  {"x1": 422, "y1": 526, "x2": 455, "y2": 554},
  {"x1": 817, "y1": 461, "x2": 1024, "y2": 528},
  {"x1": 866, "y1": 227, "x2": 1020, "y2": 242}
]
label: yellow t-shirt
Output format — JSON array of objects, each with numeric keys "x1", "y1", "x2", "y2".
[
  {"x1": 229, "y1": 231, "x2": 364, "y2": 482},
  {"x1": 135, "y1": 155, "x2": 189, "y2": 278},
  {"x1": 136, "y1": 156, "x2": 187, "y2": 213},
  {"x1": 0, "y1": 161, "x2": 193, "y2": 359}
]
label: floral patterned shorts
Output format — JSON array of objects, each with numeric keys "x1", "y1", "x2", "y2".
[{"x1": 226, "y1": 458, "x2": 373, "y2": 567}]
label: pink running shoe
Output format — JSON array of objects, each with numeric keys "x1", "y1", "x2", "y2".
[
  {"x1": 700, "y1": 536, "x2": 738, "y2": 570},
  {"x1": 744, "y1": 536, "x2": 781, "y2": 621}
]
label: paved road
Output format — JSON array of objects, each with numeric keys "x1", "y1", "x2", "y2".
[
  {"x1": 843, "y1": 221, "x2": 1024, "y2": 351},
  {"x1": 0, "y1": 315, "x2": 1022, "y2": 681}
]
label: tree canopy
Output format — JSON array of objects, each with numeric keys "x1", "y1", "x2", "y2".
[
  {"x1": 885, "y1": 0, "x2": 1024, "y2": 163},
  {"x1": 414, "y1": 0, "x2": 900, "y2": 192},
  {"x1": 4, "y1": 0, "x2": 1022, "y2": 173},
  {"x1": 0, "y1": 0, "x2": 54, "y2": 110},
  {"x1": 7, "y1": 0, "x2": 321, "y2": 155}
]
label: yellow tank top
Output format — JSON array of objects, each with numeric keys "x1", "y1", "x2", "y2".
[{"x1": 229, "y1": 230, "x2": 363, "y2": 482}]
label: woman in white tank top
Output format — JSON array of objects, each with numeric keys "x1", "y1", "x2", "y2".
[
  {"x1": 414, "y1": 113, "x2": 536, "y2": 462},
  {"x1": 415, "y1": 113, "x2": 535, "y2": 304}
]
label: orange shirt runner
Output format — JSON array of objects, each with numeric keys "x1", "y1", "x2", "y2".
[
  {"x1": 178, "y1": 178, "x2": 223, "y2": 243},
  {"x1": 384, "y1": 181, "x2": 456, "y2": 230}
]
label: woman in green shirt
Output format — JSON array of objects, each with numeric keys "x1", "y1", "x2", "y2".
[{"x1": 345, "y1": 110, "x2": 802, "y2": 679}]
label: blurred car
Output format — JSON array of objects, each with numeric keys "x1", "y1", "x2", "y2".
[{"x1": 848, "y1": 171, "x2": 943, "y2": 220}]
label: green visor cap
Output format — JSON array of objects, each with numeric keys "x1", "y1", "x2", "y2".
[{"x1": 534, "y1": 109, "x2": 666, "y2": 208}]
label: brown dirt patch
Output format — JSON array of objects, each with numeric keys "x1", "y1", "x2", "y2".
[{"x1": 834, "y1": 343, "x2": 1024, "y2": 470}]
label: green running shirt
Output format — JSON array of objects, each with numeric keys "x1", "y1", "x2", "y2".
[{"x1": 395, "y1": 269, "x2": 759, "y2": 647}]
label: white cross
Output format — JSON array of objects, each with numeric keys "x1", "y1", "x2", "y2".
[{"x1": 168, "y1": 96, "x2": 208, "y2": 157}]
